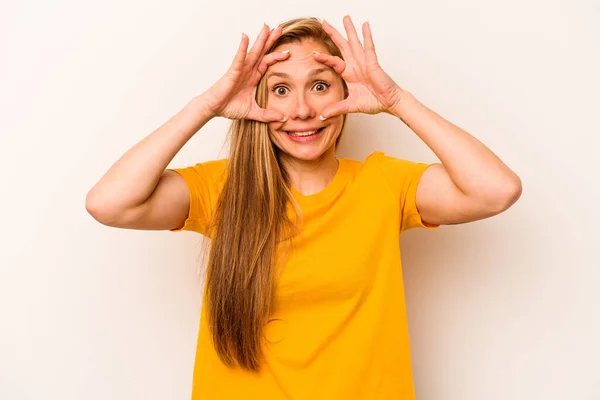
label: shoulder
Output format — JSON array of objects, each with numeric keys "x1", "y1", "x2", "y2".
[
  {"x1": 190, "y1": 158, "x2": 228, "y2": 174},
  {"x1": 172, "y1": 158, "x2": 228, "y2": 183},
  {"x1": 349, "y1": 151, "x2": 434, "y2": 195},
  {"x1": 339, "y1": 151, "x2": 386, "y2": 171},
  {"x1": 200, "y1": 158, "x2": 228, "y2": 180},
  {"x1": 339, "y1": 151, "x2": 410, "y2": 181},
  {"x1": 363, "y1": 151, "x2": 431, "y2": 176},
  {"x1": 347, "y1": 151, "x2": 427, "y2": 175}
]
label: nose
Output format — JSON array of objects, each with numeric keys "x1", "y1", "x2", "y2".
[{"x1": 288, "y1": 93, "x2": 316, "y2": 120}]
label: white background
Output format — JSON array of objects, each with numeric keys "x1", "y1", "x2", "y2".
[{"x1": 1, "y1": 0, "x2": 599, "y2": 399}]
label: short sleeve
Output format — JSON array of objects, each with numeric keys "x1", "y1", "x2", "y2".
[
  {"x1": 368, "y1": 151, "x2": 439, "y2": 233},
  {"x1": 169, "y1": 158, "x2": 228, "y2": 236}
]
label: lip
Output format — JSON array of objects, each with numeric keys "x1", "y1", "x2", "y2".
[
  {"x1": 284, "y1": 127, "x2": 324, "y2": 133},
  {"x1": 283, "y1": 126, "x2": 325, "y2": 143}
]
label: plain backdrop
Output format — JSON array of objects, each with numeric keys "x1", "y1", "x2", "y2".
[{"x1": 1, "y1": 0, "x2": 599, "y2": 399}]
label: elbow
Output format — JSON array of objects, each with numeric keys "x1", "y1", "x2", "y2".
[
  {"x1": 489, "y1": 174, "x2": 523, "y2": 214},
  {"x1": 85, "y1": 191, "x2": 120, "y2": 226},
  {"x1": 504, "y1": 174, "x2": 523, "y2": 208}
]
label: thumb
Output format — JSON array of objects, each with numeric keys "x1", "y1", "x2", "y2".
[
  {"x1": 248, "y1": 107, "x2": 286, "y2": 123},
  {"x1": 320, "y1": 100, "x2": 352, "y2": 121}
]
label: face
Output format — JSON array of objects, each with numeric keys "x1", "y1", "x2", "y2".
[{"x1": 265, "y1": 40, "x2": 346, "y2": 163}]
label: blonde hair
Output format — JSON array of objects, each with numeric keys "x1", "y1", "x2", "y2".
[{"x1": 204, "y1": 17, "x2": 347, "y2": 372}]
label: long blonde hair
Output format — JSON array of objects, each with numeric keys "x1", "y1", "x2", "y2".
[{"x1": 205, "y1": 17, "x2": 347, "y2": 372}]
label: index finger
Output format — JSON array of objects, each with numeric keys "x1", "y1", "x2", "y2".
[
  {"x1": 321, "y1": 20, "x2": 351, "y2": 57},
  {"x1": 250, "y1": 25, "x2": 283, "y2": 70},
  {"x1": 262, "y1": 25, "x2": 283, "y2": 56},
  {"x1": 256, "y1": 50, "x2": 291, "y2": 76}
]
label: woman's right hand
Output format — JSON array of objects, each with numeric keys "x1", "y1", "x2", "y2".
[{"x1": 200, "y1": 24, "x2": 290, "y2": 122}]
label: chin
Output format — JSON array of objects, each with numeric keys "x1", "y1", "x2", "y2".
[{"x1": 282, "y1": 147, "x2": 330, "y2": 162}]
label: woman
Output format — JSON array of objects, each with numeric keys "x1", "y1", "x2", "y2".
[{"x1": 86, "y1": 15, "x2": 522, "y2": 399}]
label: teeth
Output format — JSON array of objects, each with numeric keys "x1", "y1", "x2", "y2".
[{"x1": 288, "y1": 129, "x2": 319, "y2": 137}]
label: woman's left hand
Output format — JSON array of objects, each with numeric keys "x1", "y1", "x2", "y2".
[{"x1": 315, "y1": 16, "x2": 407, "y2": 120}]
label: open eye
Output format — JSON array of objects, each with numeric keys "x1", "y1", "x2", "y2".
[
  {"x1": 273, "y1": 86, "x2": 289, "y2": 96},
  {"x1": 313, "y1": 81, "x2": 330, "y2": 92}
]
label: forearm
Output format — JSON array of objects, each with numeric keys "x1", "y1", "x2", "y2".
[
  {"x1": 87, "y1": 95, "x2": 214, "y2": 211},
  {"x1": 391, "y1": 92, "x2": 521, "y2": 202}
]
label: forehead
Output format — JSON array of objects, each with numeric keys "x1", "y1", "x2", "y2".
[{"x1": 269, "y1": 40, "x2": 333, "y2": 78}]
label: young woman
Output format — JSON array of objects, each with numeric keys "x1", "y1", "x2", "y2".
[{"x1": 86, "y1": 15, "x2": 522, "y2": 399}]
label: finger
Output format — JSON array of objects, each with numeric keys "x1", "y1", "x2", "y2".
[
  {"x1": 320, "y1": 99, "x2": 355, "y2": 120},
  {"x1": 321, "y1": 19, "x2": 351, "y2": 57},
  {"x1": 312, "y1": 51, "x2": 346, "y2": 75},
  {"x1": 261, "y1": 25, "x2": 283, "y2": 58},
  {"x1": 362, "y1": 21, "x2": 379, "y2": 66},
  {"x1": 342, "y1": 15, "x2": 364, "y2": 57},
  {"x1": 246, "y1": 24, "x2": 271, "y2": 67},
  {"x1": 230, "y1": 33, "x2": 250, "y2": 73},
  {"x1": 256, "y1": 50, "x2": 291, "y2": 76},
  {"x1": 248, "y1": 107, "x2": 286, "y2": 123}
]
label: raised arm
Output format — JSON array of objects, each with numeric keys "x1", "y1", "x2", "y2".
[
  {"x1": 316, "y1": 15, "x2": 521, "y2": 225},
  {"x1": 390, "y1": 93, "x2": 522, "y2": 225},
  {"x1": 85, "y1": 98, "x2": 214, "y2": 230},
  {"x1": 86, "y1": 24, "x2": 290, "y2": 230}
]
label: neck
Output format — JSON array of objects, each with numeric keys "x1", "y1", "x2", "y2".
[{"x1": 280, "y1": 147, "x2": 339, "y2": 196}]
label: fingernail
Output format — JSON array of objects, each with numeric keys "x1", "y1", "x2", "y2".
[
  {"x1": 281, "y1": 116, "x2": 287, "y2": 122},
  {"x1": 319, "y1": 114, "x2": 327, "y2": 121},
  {"x1": 312, "y1": 50, "x2": 320, "y2": 55},
  {"x1": 282, "y1": 50, "x2": 290, "y2": 54}
]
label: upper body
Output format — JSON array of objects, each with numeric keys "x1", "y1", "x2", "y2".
[
  {"x1": 171, "y1": 151, "x2": 437, "y2": 399},
  {"x1": 85, "y1": 15, "x2": 522, "y2": 400}
]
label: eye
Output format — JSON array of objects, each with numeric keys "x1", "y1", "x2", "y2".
[
  {"x1": 273, "y1": 86, "x2": 289, "y2": 96},
  {"x1": 313, "y1": 81, "x2": 330, "y2": 92}
]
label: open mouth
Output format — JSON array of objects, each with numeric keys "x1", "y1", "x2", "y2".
[{"x1": 285, "y1": 127, "x2": 325, "y2": 137}]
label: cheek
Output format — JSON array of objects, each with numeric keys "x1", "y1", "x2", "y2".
[
  {"x1": 321, "y1": 85, "x2": 346, "y2": 108},
  {"x1": 268, "y1": 121, "x2": 284, "y2": 135},
  {"x1": 319, "y1": 96, "x2": 338, "y2": 110},
  {"x1": 267, "y1": 93, "x2": 286, "y2": 112}
]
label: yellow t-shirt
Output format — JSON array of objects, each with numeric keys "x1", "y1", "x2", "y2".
[{"x1": 172, "y1": 151, "x2": 438, "y2": 399}]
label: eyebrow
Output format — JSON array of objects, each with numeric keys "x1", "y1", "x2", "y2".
[{"x1": 267, "y1": 67, "x2": 334, "y2": 80}]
